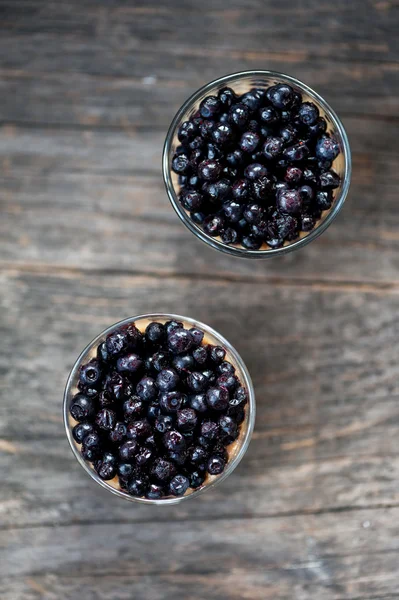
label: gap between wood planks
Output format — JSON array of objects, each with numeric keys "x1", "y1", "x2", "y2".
[
  {"x1": 1, "y1": 502, "x2": 399, "y2": 533},
  {"x1": 2, "y1": 261, "x2": 399, "y2": 296}
]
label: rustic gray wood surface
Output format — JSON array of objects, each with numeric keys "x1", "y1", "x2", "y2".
[{"x1": 1, "y1": 1, "x2": 399, "y2": 599}]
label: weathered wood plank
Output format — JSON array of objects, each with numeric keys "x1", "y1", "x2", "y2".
[
  {"x1": 1, "y1": 119, "x2": 399, "y2": 285},
  {"x1": 1, "y1": 270, "x2": 399, "y2": 528},
  {"x1": 1, "y1": 60, "x2": 398, "y2": 128},
  {"x1": 1, "y1": 509, "x2": 399, "y2": 599},
  {"x1": 0, "y1": 0, "x2": 398, "y2": 68}
]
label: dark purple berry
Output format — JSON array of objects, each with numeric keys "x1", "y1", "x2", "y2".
[
  {"x1": 218, "y1": 87, "x2": 236, "y2": 108},
  {"x1": 221, "y1": 228, "x2": 239, "y2": 245},
  {"x1": 119, "y1": 440, "x2": 138, "y2": 462},
  {"x1": 297, "y1": 102, "x2": 319, "y2": 125},
  {"x1": 242, "y1": 235, "x2": 262, "y2": 250},
  {"x1": 279, "y1": 123, "x2": 298, "y2": 144},
  {"x1": 123, "y1": 397, "x2": 143, "y2": 421},
  {"x1": 207, "y1": 455, "x2": 226, "y2": 475},
  {"x1": 199, "y1": 96, "x2": 221, "y2": 119},
  {"x1": 251, "y1": 176, "x2": 273, "y2": 201},
  {"x1": 277, "y1": 189, "x2": 302, "y2": 215},
  {"x1": 135, "y1": 446, "x2": 153, "y2": 468},
  {"x1": 127, "y1": 419, "x2": 152, "y2": 440},
  {"x1": 145, "y1": 321, "x2": 164, "y2": 344},
  {"x1": 190, "y1": 470, "x2": 205, "y2": 488},
  {"x1": 206, "y1": 387, "x2": 229, "y2": 411},
  {"x1": 316, "y1": 135, "x2": 340, "y2": 161},
  {"x1": 180, "y1": 190, "x2": 203, "y2": 211},
  {"x1": 198, "y1": 159, "x2": 222, "y2": 182},
  {"x1": 259, "y1": 106, "x2": 279, "y2": 124},
  {"x1": 228, "y1": 103, "x2": 250, "y2": 128},
  {"x1": 218, "y1": 415, "x2": 238, "y2": 438},
  {"x1": 109, "y1": 421, "x2": 127, "y2": 443},
  {"x1": 243, "y1": 203, "x2": 264, "y2": 225},
  {"x1": 164, "y1": 430, "x2": 186, "y2": 452},
  {"x1": 263, "y1": 136, "x2": 283, "y2": 160},
  {"x1": 319, "y1": 170, "x2": 340, "y2": 189},
  {"x1": 283, "y1": 142, "x2": 309, "y2": 162},
  {"x1": 200, "y1": 120, "x2": 216, "y2": 140},
  {"x1": 204, "y1": 179, "x2": 231, "y2": 203},
  {"x1": 156, "y1": 368, "x2": 180, "y2": 391},
  {"x1": 97, "y1": 341, "x2": 109, "y2": 363},
  {"x1": 69, "y1": 394, "x2": 95, "y2": 422},
  {"x1": 301, "y1": 213, "x2": 316, "y2": 231},
  {"x1": 146, "y1": 483, "x2": 164, "y2": 499},
  {"x1": 172, "y1": 353, "x2": 194, "y2": 375},
  {"x1": 189, "y1": 393, "x2": 208, "y2": 413},
  {"x1": 239, "y1": 131, "x2": 260, "y2": 153},
  {"x1": 189, "y1": 327, "x2": 204, "y2": 346},
  {"x1": 81, "y1": 432, "x2": 102, "y2": 462},
  {"x1": 244, "y1": 163, "x2": 268, "y2": 180},
  {"x1": 155, "y1": 414, "x2": 174, "y2": 434},
  {"x1": 200, "y1": 420, "x2": 219, "y2": 440},
  {"x1": 128, "y1": 477, "x2": 148, "y2": 497},
  {"x1": 72, "y1": 422, "x2": 95, "y2": 444},
  {"x1": 118, "y1": 462, "x2": 134, "y2": 479},
  {"x1": 212, "y1": 122, "x2": 234, "y2": 146},
  {"x1": 168, "y1": 329, "x2": 193, "y2": 355},
  {"x1": 147, "y1": 402, "x2": 161, "y2": 422},
  {"x1": 178, "y1": 120, "x2": 198, "y2": 143},
  {"x1": 159, "y1": 391, "x2": 185, "y2": 413},
  {"x1": 224, "y1": 199, "x2": 243, "y2": 223},
  {"x1": 177, "y1": 408, "x2": 197, "y2": 432},
  {"x1": 116, "y1": 353, "x2": 143, "y2": 375},
  {"x1": 152, "y1": 351, "x2": 170, "y2": 372},
  {"x1": 206, "y1": 142, "x2": 223, "y2": 160},
  {"x1": 308, "y1": 117, "x2": 327, "y2": 137},
  {"x1": 136, "y1": 377, "x2": 157, "y2": 402},
  {"x1": 284, "y1": 166, "x2": 302, "y2": 185},
  {"x1": 266, "y1": 84, "x2": 294, "y2": 109},
  {"x1": 203, "y1": 215, "x2": 225, "y2": 237},
  {"x1": 169, "y1": 474, "x2": 189, "y2": 496},
  {"x1": 172, "y1": 153, "x2": 190, "y2": 174},
  {"x1": 95, "y1": 408, "x2": 116, "y2": 431},
  {"x1": 316, "y1": 189, "x2": 333, "y2": 210},
  {"x1": 226, "y1": 149, "x2": 244, "y2": 167},
  {"x1": 232, "y1": 179, "x2": 250, "y2": 201},
  {"x1": 79, "y1": 359, "x2": 102, "y2": 388}
]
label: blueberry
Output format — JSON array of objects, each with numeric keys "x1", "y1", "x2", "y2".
[
  {"x1": 168, "y1": 329, "x2": 193, "y2": 355},
  {"x1": 193, "y1": 346, "x2": 208, "y2": 364},
  {"x1": 200, "y1": 120, "x2": 216, "y2": 140},
  {"x1": 218, "y1": 87, "x2": 236, "y2": 108},
  {"x1": 207, "y1": 455, "x2": 226, "y2": 475},
  {"x1": 301, "y1": 213, "x2": 316, "y2": 231},
  {"x1": 226, "y1": 149, "x2": 244, "y2": 167},
  {"x1": 200, "y1": 420, "x2": 219, "y2": 440},
  {"x1": 156, "y1": 368, "x2": 179, "y2": 392},
  {"x1": 283, "y1": 142, "x2": 309, "y2": 162},
  {"x1": 95, "y1": 408, "x2": 116, "y2": 431},
  {"x1": 159, "y1": 391, "x2": 185, "y2": 413},
  {"x1": 251, "y1": 176, "x2": 273, "y2": 201},
  {"x1": 299, "y1": 185, "x2": 314, "y2": 207},
  {"x1": 242, "y1": 235, "x2": 262, "y2": 250},
  {"x1": 98, "y1": 390, "x2": 113, "y2": 407},
  {"x1": 212, "y1": 442, "x2": 229, "y2": 461},
  {"x1": 319, "y1": 170, "x2": 340, "y2": 189},
  {"x1": 303, "y1": 168, "x2": 317, "y2": 184},
  {"x1": 79, "y1": 359, "x2": 102, "y2": 388},
  {"x1": 118, "y1": 462, "x2": 134, "y2": 479},
  {"x1": 106, "y1": 329, "x2": 130, "y2": 357},
  {"x1": 198, "y1": 159, "x2": 222, "y2": 182},
  {"x1": 72, "y1": 422, "x2": 95, "y2": 444},
  {"x1": 180, "y1": 190, "x2": 204, "y2": 211},
  {"x1": 318, "y1": 159, "x2": 333, "y2": 173},
  {"x1": 191, "y1": 211, "x2": 206, "y2": 225},
  {"x1": 203, "y1": 215, "x2": 225, "y2": 237},
  {"x1": 279, "y1": 123, "x2": 298, "y2": 144},
  {"x1": 178, "y1": 120, "x2": 198, "y2": 143},
  {"x1": 136, "y1": 377, "x2": 157, "y2": 402},
  {"x1": 316, "y1": 189, "x2": 333, "y2": 210},
  {"x1": 247, "y1": 119, "x2": 260, "y2": 133},
  {"x1": 188, "y1": 174, "x2": 201, "y2": 189},
  {"x1": 97, "y1": 341, "x2": 109, "y2": 363},
  {"x1": 116, "y1": 353, "x2": 143, "y2": 375},
  {"x1": 109, "y1": 421, "x2": 127, "y2": 443},
  {"x1": 189, "y1": 136, "x2": 204, "y2": 151},
  {"x1": 297, "y1": 102, "x2": 319, "y2": 125},
  {"x1": 236, "y1": 386, "x2": 248, "y2": 404},
  {"x1": 177, "y1": 408, "x2": 197, "y2": 432},
  {"x1": 152, "y1": 351, "x2": 171, "y2": 372},
  {"x1": 244, "y1": 163, "x2": 268, "y2": 181},
  {"x1": 243, "y1": 203, "x2": 264, "y2": 225},
  {"x1": 169, "y1": 474, "x2": 190, "y2": 496},
  {"x1": 204, "y1": 179, "x2": 231, "y2": 203},
  {"x1": 202, "y1": 368, "x2": 217, "y2": 385},
  {"x1": 172, "y1": 354, "x2": 194, "y2": 375},
  {"x1": 127, "y1": 419, "x2": 152, "y2": 439},
  {"x1": 218, "y1": 361, "x2": 235, "y2": 375},
  {"x1": 145, "y1": 321, "x2": 165, "y2": 344},
  {"x1": 190, "y1": 470, "x2": 205, "y2": 488},
  {"x1": 189, "y1": 393, "x2": 208, "y2": 413},
  {"x1": 189, "y1": 327, "x2": 204, "y2": 346},
  {"x1": 308, "y1": 117, "x2": 327, "y2": 137},
  {"x1": 224, "y1": 199, "x2": 243, "y2": 223},
  {"x1": 96, "y1": 456, "x2": 116, "y2": 480},
  {"x1": 199, "y1": 96, "x2": 221, "y2": 119},
  {"x1": 259, "y1": 106, "x2": 279, "y2": 124},
  {"x1": 81, "y1": 432, "x2": 102, "y2": 462},
  {"x1": 151, "y1": 458, "x2": 177, "y2": 483},
  {"x1": 218, "y1": 415, "x2": 238, "y2": 438},
  {"x1": 155, "y1": 414, "x2": 174, "y2": 434},
  {"x1": 221, "y1": 227, "x2": 239, "y2": 245},
  {"x1": 206, "y1": 142, "x2": 223, "y2": 160},
  {"x1": 212, "y1": 122, "x2": 234, "y2": 146},
  {"x1": 135, "y1": 446, "x2": 153, "y2": 468},
  {"x1": 232, "y1": 179, "x2": 250, "y2": 201},
  {"x1": 263, "y1": 136, "x2": 283, "y2": 160},
  {"x1": 216, "y1": 374, "x2": 238, "y2": 392},
  {"x1": 266, "y1": 83, "x2": 294, "y2": 109},
  {"x1": 240, "y1": 90, "x2": 263, "y2": 111},
  {"x1": 172, "y1": 153, "x2": 190, "y2": 174},
  {"x1": 277, "y1": 189, "x2": 302, "y2": 215},
  {"x1": 69, "y1": 394, "x2": 95, "y2": 422},
  {"x1": 284, "y1": 166, "x2": 302, "y2": 185},
  {"x1": 189, "y1": 445, "x2": 208, "y2": 465},
  {"x1": 106, "y1": 372, "x2": 125, "y2": 401},
  {"x1": 146, "y1": 483, "x2": 165, "y2": 499},
  {"x1": 123, "y1": 397, "x2": 143, "y2": 421},
  {"x1": 163, "y1": 430, "x2": 186, "y2": 452},
  {"x1": 239, "y1": 131, "x2": 260, "y2": 153},
  {"x1": 219, "y1": 112, "x2": 229, "y2": 124},
  {"x1": 316, "y1": 135, "x2": 340, "y2": 161},
  {"x1": 119, "y1": 440, "x2": 138, "y2": 462},
  {"x1": 169, "y1": 449, "x2": 188, "y2": 465},
  {"x1": 206, "y1": 387, "x2": 229, "y2": 411},
  {"x1": 128, "y1": 477, "x2": 148, "y2": 497},
  {"x1": 228, "y1": 103, "x2": 250, "y2": 128}
]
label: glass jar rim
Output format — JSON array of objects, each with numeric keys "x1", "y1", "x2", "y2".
[
  {"x1": 163, "y1": 69, "x2": 352, "y2": 258},
  {"x1": 63, "y1": 313, "x2": 256, "y2": 505}
]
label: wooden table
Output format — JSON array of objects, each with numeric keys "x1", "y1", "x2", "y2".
[{"x1": 1, "y1": 1, "x2": 399, "y2": 598}]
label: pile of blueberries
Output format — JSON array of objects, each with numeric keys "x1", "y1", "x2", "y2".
[
  {"x1": 69, "y1": 320, "x2": 247, "y2": 499},
  {"x1": 172, "y1": 83, "x2": 341, "y2": 249}
]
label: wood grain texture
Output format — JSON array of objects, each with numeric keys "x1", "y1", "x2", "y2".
[{"x1": 1, "y1": 1, "x2": 399, "y2": 598}]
